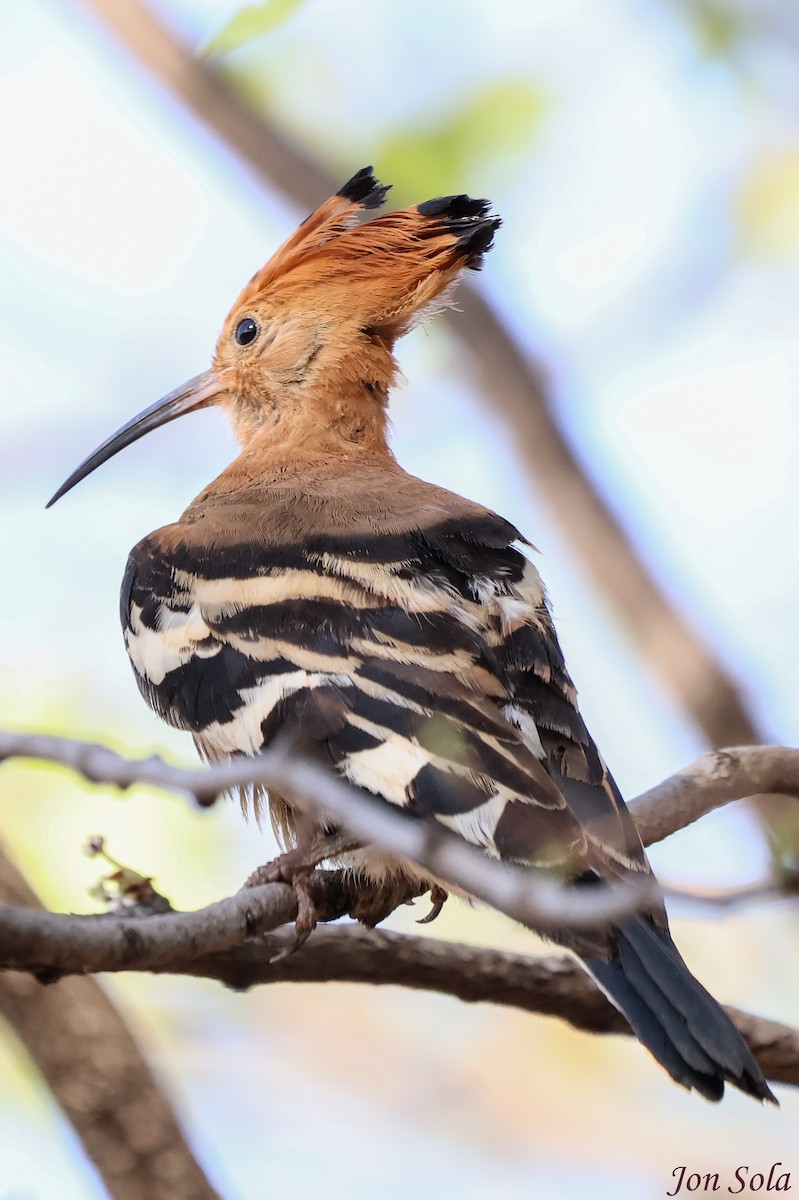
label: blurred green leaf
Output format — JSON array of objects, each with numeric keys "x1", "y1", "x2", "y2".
[
  {"x1": 667, "y1": 0, "x2": 778, "y2": 63},
  {"x1": 204, "y1": 0, "x2": 308, "y2": 57},
  {"x1": 736, "y1": 147, "x2": 799, "y2": 259},
  {"x1": 375, "y1": 80, "x2": 546, "y2": 202},
  {"x1": 687, "y1": 0, "x2": 741, "y2": 56}
]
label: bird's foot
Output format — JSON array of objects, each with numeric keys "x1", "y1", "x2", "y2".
[
  {"x1": 346, "y1": 877, "x2": 447, "y2": 927},
  {"x1": 241, "y1": 830, "x2": 360, "y2": 961},
  {"x1": 242, "y1": 829, "x2": 360, "y2": 889},
  {"x1": 268, "y1": 871, "x2": 318, "y2": 963}
]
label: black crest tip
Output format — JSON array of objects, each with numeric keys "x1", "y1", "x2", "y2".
[
  {"x1": 417, "y1": 194, "x2": 501, "y2": 269},
  {"x1": 338, "y1": 166, "x2": 391, "y2": 210},
  {"x1": 457, "y1": 215, "x2": 501, "y2": 269},
  {"x1": 417, "y1": 194, "x2": 493, "y2": 221}
]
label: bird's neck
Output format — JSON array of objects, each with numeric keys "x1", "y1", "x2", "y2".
[
  {"x1": 205, "y1": 380, "x2": 397, "y2": 500},
  {"x1": 226, "y1": 376, "x2": 392, "y2": 451}
]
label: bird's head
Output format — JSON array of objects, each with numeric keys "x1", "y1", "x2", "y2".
[{"x1": 48, "y1": 167, "x2": 500, "y2": 505}]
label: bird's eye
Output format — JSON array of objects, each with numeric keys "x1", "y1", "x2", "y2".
[{"x1": 234, "y1": 317, "x2": 259, "y2": 346}]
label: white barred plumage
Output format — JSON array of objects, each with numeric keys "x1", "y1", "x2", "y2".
[{"x1": 50, "y1": 168, "x2": 774, "y2": 1104}]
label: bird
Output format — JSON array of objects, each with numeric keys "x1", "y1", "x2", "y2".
[{"x1": 49, "y1": 166, "x2": 774, "y2": 1104}]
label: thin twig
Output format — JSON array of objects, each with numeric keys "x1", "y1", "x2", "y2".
[
  {"x1": 5, "y1": 731, "x2": 799, "y2": 881},
  {"x1": 663, "y1": 880, "x2": 788, "y2": 911}
]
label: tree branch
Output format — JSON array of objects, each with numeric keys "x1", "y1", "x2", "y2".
[
  {"x1": 3, "y1": 736, "x2": 798, "y2": 936},
  {"x1": 192, "y1": 926, "x2": 799, "y2": 1087},
  {"x1": 0, "y1": 730, "x2": 666, "y2": 935},
  {"x1": 0, "y1": 869, "x2": 411, "y2": 978},
  {"x1": 0, "y1": 844, "x2": 221, "y2": 1200},
  {"x1": 4, "y1": 731, "x2": 797, "y2": 875},
  {"x1": 630, "y1": 745, "x2": 799, "y2": 845},
  {"x1": 4, "y1": 907, "x2": 799, "y2": 1088},
  {"x1": 2, "y1": 734, "x2": 798, "y2": 1092}
]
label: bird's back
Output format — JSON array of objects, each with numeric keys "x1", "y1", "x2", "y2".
[{"x1": 122, "y1": 452, "x2": 645, "y2": 900}]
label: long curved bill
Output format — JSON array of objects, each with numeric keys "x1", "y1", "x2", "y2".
[{"x1": 47, "y1": 369, "x2": 225, "y2": 508}]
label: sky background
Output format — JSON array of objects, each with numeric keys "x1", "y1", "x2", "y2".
[{"x1": 1, "y1": 0, "x2": 798, "y2": 1196}]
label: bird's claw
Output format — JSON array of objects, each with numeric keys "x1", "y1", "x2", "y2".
[
  {"x1": 268, "y1": 871, "x2": 318, "y2": 963},
  {"x1": 242, "y1": 834, "x2": 357, "y2": 960},
  {"x1": 416, "y1": 883, "x2": 448, "y2": 924}
]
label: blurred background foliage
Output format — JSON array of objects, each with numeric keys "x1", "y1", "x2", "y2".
[{"x1": 1, "y1": 0, "x2": 798, "y2": 1196}]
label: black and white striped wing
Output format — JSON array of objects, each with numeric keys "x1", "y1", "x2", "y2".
[{"x1": 120, "y1": 510, "x2": 642, "y2": 882}]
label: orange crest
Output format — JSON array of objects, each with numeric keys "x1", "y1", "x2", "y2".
[{"x1": 234, "y1": 167, "x2": 501, "y2": 346}]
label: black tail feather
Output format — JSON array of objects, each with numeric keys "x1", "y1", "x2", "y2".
[{"x1": 584, "y1": 918, "x2": 776, "y2": 1104}]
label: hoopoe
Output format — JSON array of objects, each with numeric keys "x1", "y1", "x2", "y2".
[{"x1": 50, "y1": 168, "x2": 773, "y2": 1103}]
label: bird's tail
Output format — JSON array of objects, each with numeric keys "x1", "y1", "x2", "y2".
[{"x1": 583, "y1": 917, "x2": 776, "y2": 1103}]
